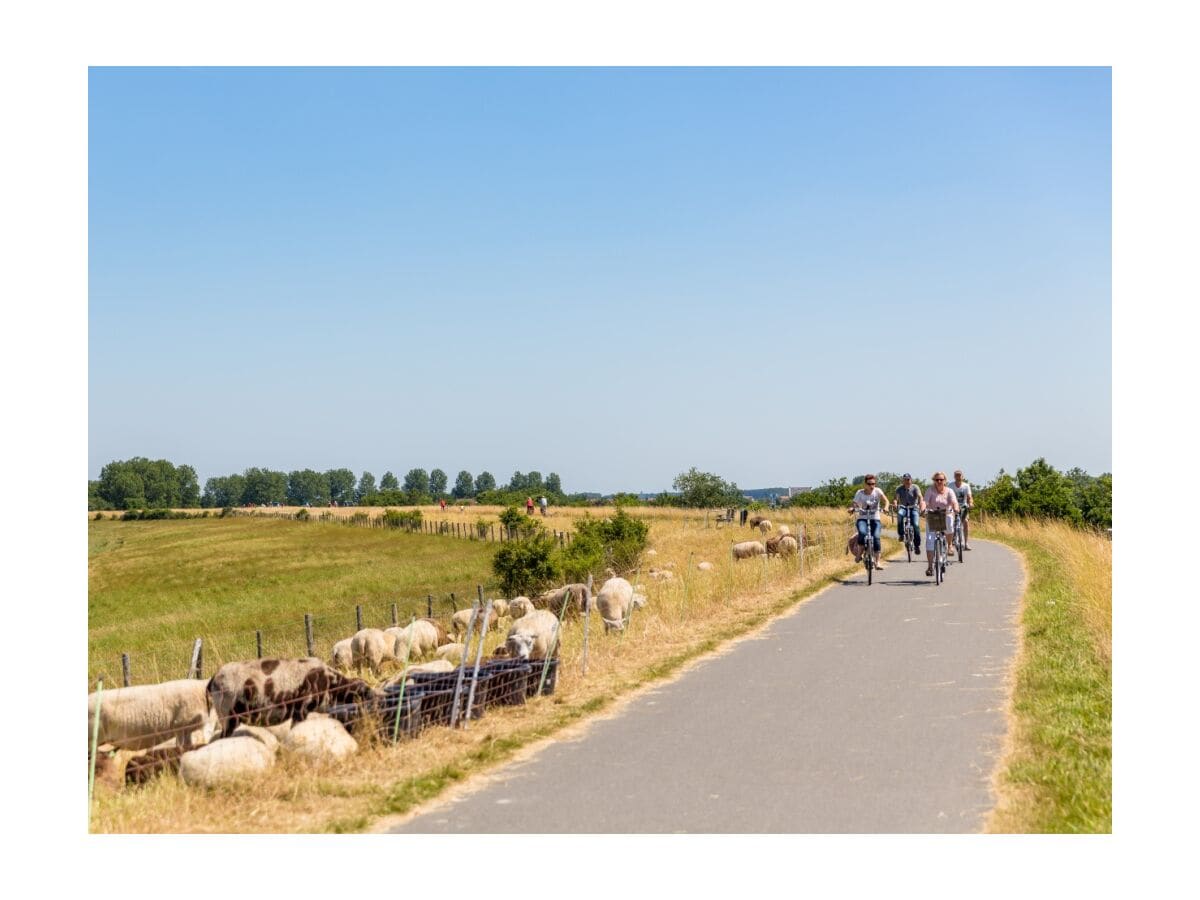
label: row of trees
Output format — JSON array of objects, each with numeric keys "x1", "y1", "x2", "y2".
[
  {"x1": 787, "y1": 460, "x2": 1111, "y2": 529},
  {"x1": 89, "y1": 458, "x2": 569, "y2": 510}
]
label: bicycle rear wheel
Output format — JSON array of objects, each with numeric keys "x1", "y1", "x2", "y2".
[{"x1": 935, "y1": 542, "x2": 943, "y2": 585}]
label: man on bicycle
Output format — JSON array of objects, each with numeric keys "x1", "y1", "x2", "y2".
[
  {"x1": 952, "y1": 470, "x2": 974, "y2": 551},
  {"x1": 851, "y1": 474, "x2": 890, "y2": 570},
  {"x1": 894, "y1": 473, "x2": 924, "y2": 551}
]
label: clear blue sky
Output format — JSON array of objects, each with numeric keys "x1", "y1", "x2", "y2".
[{"x1": 89, "y1": 67, "x2": 1110, "y2": 493}]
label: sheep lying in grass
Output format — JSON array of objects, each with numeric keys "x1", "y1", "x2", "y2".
[
  {"x1": 281, "y1": 717, "x2": 357, "y2": 763},
  {"x1": 434, "y1": 642, "x2": 466, "y2": 664},
  {"x1": 732, "y1": 540, "x2": 767, "y2": 560},
  {"x1": 87, "y1": 679, "x2": 217, "y2": 752},
  {"x1": 504, "y1": 609, "x2": 561, "y2": 660},
  {"x1": 697, "y1": 561, "x2": 715, "y2": 571},
  {"x1": 595, "y1": 576, "x2": 647, "y2": 633},
  {"x1": 180, "y1": 725, "x2": 278, "y2": 786}
]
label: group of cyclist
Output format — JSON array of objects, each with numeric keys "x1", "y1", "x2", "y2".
[{"x1": 849, "y1": 470, "x2": 974, "y2": 578}]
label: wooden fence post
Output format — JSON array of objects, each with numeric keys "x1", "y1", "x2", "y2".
[
  {"x1": 427, "y1": 594, "x2": 433, "y2": 617},
  {"x1": 304, "y1": 614, "x2": 314, "y2": 656},
  {"x1": 355, "y1": 604, "x2": 363, "y2": 631},
  {"x1": 188, "y1": 638, "x2": 203, "y2": 679},
  {"x1": 256, "y1": 630, "x2": 263, "y2": 658},
  {"x1": 391, "y1": 602, "x2": 399, "y2": 627},
  {"x1": 121, "y1": 653, "x2": 132, "y2": 687}
]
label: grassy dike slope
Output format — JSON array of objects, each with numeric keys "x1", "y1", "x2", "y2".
[{"x1": 981, "y1": 518, "x2": 1112, "y2": 833}]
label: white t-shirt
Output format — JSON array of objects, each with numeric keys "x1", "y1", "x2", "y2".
[{"x1": 853, "y1": 487, "x2": 886, "y2": 520}]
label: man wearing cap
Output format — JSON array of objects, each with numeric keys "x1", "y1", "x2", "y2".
[
  {"x1": 952, "y1": 470, "x2": 974, "y2": 550},
  {"x1": 894, "y1": 473, "x2": 924, "y2": 551}
]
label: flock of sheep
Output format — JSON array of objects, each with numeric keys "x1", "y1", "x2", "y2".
[
  {"x1": 88, "y1": 575, "x2": 649, "y2": 792},
  {"x1": 731, "y1": 520, "x2": 802, "y2": 560}
]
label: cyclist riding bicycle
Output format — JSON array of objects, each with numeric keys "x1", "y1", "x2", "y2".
[
  {"x1": 894, "y1": 472, "x2": 924, "y2": 551},
  {"x1": 923, "y1": 471, "x2": 960, "y2": 577},
  {"x1": 851, "y1": 474, "x2": 890, "y2": 570},
  {"x1": 952, "y1": 470, "x2": 974, "y2": 551}
]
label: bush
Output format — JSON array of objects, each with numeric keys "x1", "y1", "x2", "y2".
[
  {"x1": 381, "y1": 508, "x2": 422, "y2": 529},
  {"x1": 475, "y1": 517, "x2": 491, "y2": 538},
  {"x1": 560, "y1": 509, "x2": 650, "y2": 580},
  {"x1": 492, "y1": 528, "x2": 561, "y2": 596},
  {"x1": 294, "y1": 508, "x2": 310, "y2": 521},
  {"x1": 93, "y1": 511, "x2": 103, "y2": 521},
  {"x1": 219, "y1": 506, "x2": 234, "y2": 518},
  {"x1": 498, "y1": 506, "x2": 525, "y2": 528}
]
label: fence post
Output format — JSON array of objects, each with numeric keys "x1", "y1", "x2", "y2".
[
  {"x1": 355, "y1": 604, "x2": 363, "y2": 631},
  {"x1": 121, "y1": 653, "x2": 132, "y2": 687},
  {"x1": 491, "y1": 524, "x2": 495, "y2": 542},
  {"x1": 188, "y1": 638, "x2": 203, "y2": 679},
  {"x1": 581, "y1": 572, "x2": 593, "y2": 676},
  {"x1": 256, "y1": 630, "x2": 263, "y2": 658},
  {"x1": 89, "y1": 678, "x2": 103, "y2": 818},
  {"x1": 304, "y1": 614, "x2": 314, "y2": 656},
  {"x1": 391, "y1": 602, "x2": 399, "y2": 627},
  {"x1": 427, "y1": 594, "x2": 434, "y2": 617},
  {"x1": 538, "y1": 589, "x2": 569, "y2": 695},
  {"x1": 390, "y1": 616, "x2": 417, "y2": 744},
  {"x1": 463, "y1": 585, "x2": 492, "y2": 726},
  {"x1": 449, "y1": 599, "x2": 481, "y2": 728}
]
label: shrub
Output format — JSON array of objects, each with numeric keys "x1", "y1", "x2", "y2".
[
  {"x1": 93, "y1": 511, "x2": 103, "y2": 521},
  {"x1": 349, "y1": 512, "x2": 370, "y2": 526},
  {"x1": 498, "y1": 506, "x2": 525, "y2": 528},
  {"x1": 381, "y1": 508, "x2": 422, "y2": 529},
  {"x1": 475, "y1": 517, "x2": 490, "y2": 538},
  {"x1": 560, "y1": 509, "x2": 650, "y2": 580},
  {"x1": 492, "y1": 528, "x2": 561, "y2": 596},
  {"x1": 294, "y1": 508, "x2": 310, "y2": 521},
  {"x1": 219, "y1": 506, "x2": 234, "y2": 518}
]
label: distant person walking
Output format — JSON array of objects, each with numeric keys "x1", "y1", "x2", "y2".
[
  {"x1": 439, "y1": 497, "x2": 446, "y2": 512},
  {"x1": 526, "y1": 496, "x2": 535, "y2": 515},
  {"x1": 539, "y1": 496, "x2": 548, "y2": 516},
  {"x1": 740, "y1": 507, "x2": 749, "y2": 527}
]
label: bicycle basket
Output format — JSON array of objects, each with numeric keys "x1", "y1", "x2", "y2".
[{"x1": 926, "y1": 510, "x2": 948, "y2": 531}]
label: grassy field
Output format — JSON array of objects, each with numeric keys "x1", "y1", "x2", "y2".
[
  {"x1": 89, "y1": 505, "x2": 860, "y2": 833},
  {"x1": 980, "y1": 518, "x2": 1112, "y2": 833}
]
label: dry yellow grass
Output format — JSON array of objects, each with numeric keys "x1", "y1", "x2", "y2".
[{"x1": 90, "y1": 506, "x2": 864, "y2": 833}]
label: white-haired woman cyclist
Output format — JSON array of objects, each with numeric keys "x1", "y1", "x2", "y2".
[{"x1": 923, "y1": 471, "x2": 960, "y2": 577}]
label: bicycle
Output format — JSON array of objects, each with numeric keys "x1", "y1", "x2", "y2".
[
  {"x1": 953, "y1": 505, "x2": 968, "y2": 564},
  {"x1": 898, "y1": 504, "x2": 919, "y2": 563},
  {"x1": 926, "y1": 509, "x2": 949, "y2": 585},
  {"x1": 853, "y1": 500, "x2": 881, "y2": 585}
]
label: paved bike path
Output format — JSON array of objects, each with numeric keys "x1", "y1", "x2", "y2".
[{"x1": 388, "y1": 539, "x2": 1024, "y2": 833}]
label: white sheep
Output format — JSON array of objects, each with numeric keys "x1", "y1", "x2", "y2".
[
  {"x1": 450, "y1": 608, "x2": 475, "y2": 637},
  {"x1": 757, "y1": 519, "x2": 773, "y2": 534},
  {"x1": 594, "y1": 576, "x2": 647, "y2": 633},
  {"x1": 385, "y1": 618, "x2": 449, "y2": 660},
  {"x1": 697, "y1": 561, "x2": 715, "y2": 571},
  {"x1": 778, "y1": 524, "x2": 791, "y2": 536},
  {"x1": 87, "y1": 679, "x2": 217, "y2": 752},
  {"x1": 507, "y1": 597, "x2": 535, "y2": 619},
  {"x1": 281, "y1": 717, "x2": 358, "y2": 763},
  {"x1": 434, "y1": 642, "x2": 466, "y2": 664},
  {"x1": 179, "y1": 727, "x2": 277, "y2": 787},
  {"x1": 350, "y1": 628, "x2": 395, "y2": 674},
  {"x1": 732, "y1": 540, "x2": 767, "y2": 560},
  {"x1": 504, "y1": 609, "x2": 561, "y2": 660},
  {"x1": 491, "y1": 598, "x2": 510, "y2": 619},
  {"x1": 330, "y1": 638, "x2": 354, "y2": 671}
]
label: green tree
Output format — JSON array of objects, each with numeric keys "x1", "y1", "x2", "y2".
[
  {"x1": 509, "y1": 471, "x2": 527, "y2": 491},
  {"x1": 326, "y1": 468, "x2": 357, "y2": 505},
  {"x1": 243, "y1": 467, "x2": 287, "y2": 505},
  {"x1": 98, "y1": 461, "x2": 146, "y2": 510},
  {"x1": 452, "y1": 470, "x2": 475, "y2": 499},
  {"x1": 380, "y1": 471, "x2": 400, "y2": 491},
  {"x1": 403, "y1": 468, "x2": 430, "y2": 496},
  {"x1": 287, "y1": 469, "x2": 331, "y2": 506},
  {"x1": 177, "y1": 465, "x2": 201, "y2": 507},
  {"x1": 492, "y1": 524, "x2": 560, "y2": 596},
  {"x1": 87, "y1": 480, "x2": 111, "y2": 511},
  {"x1": 357, "y1": 471, "x2": 377, "y2": 502},
  {"x1": 671, "y1": 467, "x2": 743, "y2": 508},
  {"x1": 545, "y1": 472, "x2": 563, "y2": 496},
  {"x1": 475, "y1": 471, "x2": 496, "y2": 494},
  {"x1": 526, "y1": 471, "x2": 544, "y2": 492},
  {"x1": 976, "y1": 470, "x2": 1019, "y2": 515},
  {"x1": 1077, "y1": 473, "x2": 1112, "y2": 529},
  {"x1": 1013, "y1": 458, "x2": 1082, "y2": 524},
  {"x1": 429, "y1": 468, "x2": 448, "y2": 498},
  {"x1": 560, "y1": 509, "x2": 650, "y2": 580},
  {"x1": 201, "y1": 474, "x2": 245, "y2": 508}
]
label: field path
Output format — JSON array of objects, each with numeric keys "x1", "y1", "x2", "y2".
[{"x1": 387, "y1": 539, "x2": 1023, "y2": 833}]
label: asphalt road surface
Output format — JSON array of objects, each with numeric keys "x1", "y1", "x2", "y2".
[{"x1": 389, "y1": 539, "x2": 1023, "y2": 833}]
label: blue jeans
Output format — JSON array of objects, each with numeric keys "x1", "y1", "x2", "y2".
[
  {"x1": 897, "y1": 507, "x2": 921, "y2": 547},
  {"x1": 856, "y1": 518, "x2": 881, "y2": 552}
]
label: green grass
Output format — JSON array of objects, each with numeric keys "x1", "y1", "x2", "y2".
[
  {"x1": 88, "y1": 518, "x2": 497, "y2": 687},
  {"x1": 983, "y1": 529, "x2": 1112, "y2": 833}
]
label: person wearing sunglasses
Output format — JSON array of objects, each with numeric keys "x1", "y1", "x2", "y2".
[
  {"x1": 923, "y1": 471, "x2": 961, "y2": 576},
  {"x1": 952, "y1": 470, "x2": 974, "y2": 551},
  {"x1": 850, "y1": 474, "x2": 890, "y2": 570}
]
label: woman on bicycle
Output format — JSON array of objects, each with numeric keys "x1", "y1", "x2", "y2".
[
  {"x1": 851, "y1": 474, "x2": 890, "y2": 570},
  {"x1": 923, "y1": 472, "x2": 960, "y2": 577}
]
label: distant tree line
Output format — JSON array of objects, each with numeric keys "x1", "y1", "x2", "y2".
[{"x1": 90, "y1": 458, "x2": 578, "y2": 510}]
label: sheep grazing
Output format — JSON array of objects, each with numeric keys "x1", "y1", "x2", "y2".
[
  {"x1": 350, "y1": 628, "x2": 395, "y2": 674},
  {"x1": 697, "y1": 561, "x2": 715, "y2": 571},
  {"x1": 507, "y1": 597, "x2": 535, "y2": 619},
  {"x1": 644, "y1": 549, "x2": 658, "y2": 557},
  {"x1": 434, "y1": 642, "x2": 466, "y2": 664},
  {"x1": 386, "y1": 619, "x2": 444, "y2": 660},
  {"x1": 594, "y1": 576, "x2": 647, "y2": 633},
  {"x1": 757, "y1": 519, "x2": 773, "y2": 534},
  {"x1": 504, "y1": 609, "x2": 561, "y2": 660},
  {"x1": 777, "y1": 524, "x2": 790, "y2": 536},
  {"x1": 732, "y1": 540, "x2": 767, "y2": 560},
  {"x1": 533, "y1": 583, "x2": 591, "y2": 618},
  {"x1": 330, "y1": 638, "x2": 354, "y2": 671},
  {"x1": 87, "y1": 678, "x2": 217, "y2": 752},
  {"x1": 450, "y1": 608, "x2": 475, "y2": 637},
  {"x1": 491, "y1": 598, "x2": 510, "y2": 619},
  {"x1": 206, "y1": 658, "x2": 375, "y2": 738},
  {"x1": 778, "y1": 534, "x2": 800, "y2": 556},
  {"x1": 747, "y1": 514, "x2": 768, "y2": 530}
]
